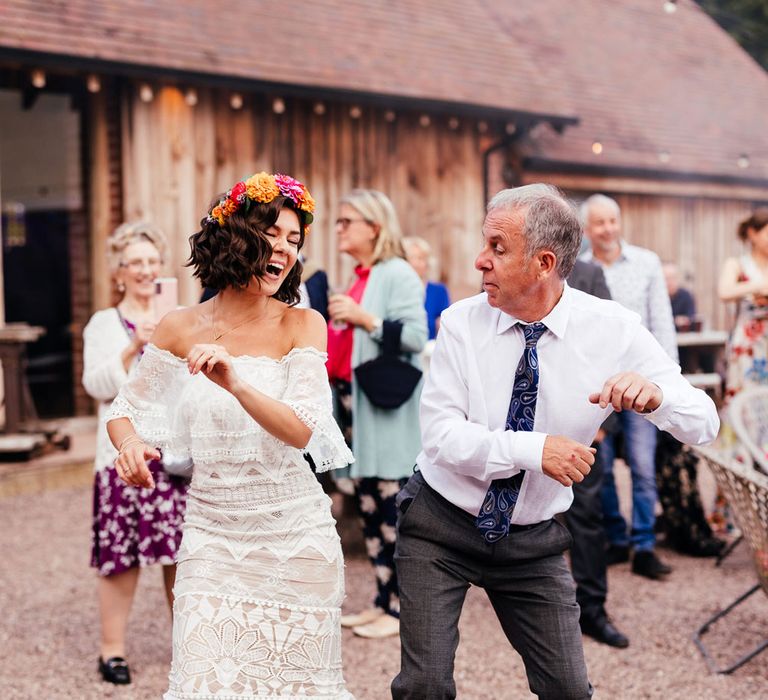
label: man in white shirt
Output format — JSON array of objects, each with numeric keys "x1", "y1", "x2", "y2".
[
  {"x1": 580, "y1": 194, "x2": 677, "y2": 579},
  {"x1": 391, "y1": 184, "x2": 718, "y2": 700}
]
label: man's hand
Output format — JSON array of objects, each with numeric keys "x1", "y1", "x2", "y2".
[
  {"x1": 589, "y1": 372, "x2": 663, "y2": 413},
  {"x1": 541, "y1": 436, "x2": 595, "y2": 487}
]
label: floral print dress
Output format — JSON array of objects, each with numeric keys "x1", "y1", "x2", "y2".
[{"x1": 725, "y1": 255, "x2": 768, "y2": 400}]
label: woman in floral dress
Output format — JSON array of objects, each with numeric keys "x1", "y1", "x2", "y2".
[
  {"x1": 84, "y1": 221, "x2": 188, "y2": 685},
  {"x1": 714, "y1": 209, "x2": 768, "y2": 530},
  {"x1": 106, "y1": 173, "x2": 354, "y2": 698},
  {"x1": 720, "y1": 210, "x2": 768, "y2": 404}
]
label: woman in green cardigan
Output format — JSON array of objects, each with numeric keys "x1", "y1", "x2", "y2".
[{"x1": 327, "y1": 189, "x2": 427, "y2": 639}]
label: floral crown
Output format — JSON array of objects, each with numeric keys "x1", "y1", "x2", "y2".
[{"x1": 207, "y1": 172, "x2": 315, "y2": 229}]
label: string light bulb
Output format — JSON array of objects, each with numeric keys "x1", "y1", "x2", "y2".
[
  {"x1": 448, "y1": 117, "x2": 460, "y2": 130},
  {"x1": 31, "y1": 69, "x2": 46, "y2": 89},
  {"x1": 184, "y1": 88, "x2": 198, "y2": 106},
  {"x1": 349, "y1": 106, "x2": 362, "y2": 119},
  {"x1": 737, "y1": 154, "x2": 750, "y2": 169},
  {"x1": 658, "y1": 150, "x2": 670, "y2": 163},
  {"x1": 313, "y1": 101, "x2": 326, "y2": 116},
  {"x1": 272, "y1": 97, "x2": 285, "y2": 114},
  {"x1": 419, "y1": 114, "x2": 431, "y2": 128},
  {"x1": 663, "y1": 1, "x2": 677, "y2": 14},
  {"x1": 384, "y1": 110, "x2": 396, "y2": 123},
  {"x1": 86, "y1": 74, "x2": 101, "y2": 93},
  {"x1": 230, "y1": 93, "x2": 244, "y2": 110},
  {"x1": 139, "y1": 83, "x2": 154, "y2": 102}
]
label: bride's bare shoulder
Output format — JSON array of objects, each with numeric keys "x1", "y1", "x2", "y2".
[
  {"x1": 283, "y1": 306, "x2": 327, "y2": 352},
  {"x1": 152, "y1": 305, "x2": 210, "y2": 356}
]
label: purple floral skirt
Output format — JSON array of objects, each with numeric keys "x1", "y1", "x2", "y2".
[{"x1": 91, "y1": 460, "x2": 188, "y2": 577}]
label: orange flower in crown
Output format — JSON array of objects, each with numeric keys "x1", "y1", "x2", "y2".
[{"x1": 207, "y1": 172, "x2": 315, "y2": 228}]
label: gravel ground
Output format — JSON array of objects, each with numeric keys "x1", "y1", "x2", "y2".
[{"x1": 1, "y1": 482, "x2": 766, "y2": 700}]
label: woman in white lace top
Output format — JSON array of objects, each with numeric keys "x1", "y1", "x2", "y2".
[{"x1": 105, "y1": 173, "x2": 355, "y2": 699}]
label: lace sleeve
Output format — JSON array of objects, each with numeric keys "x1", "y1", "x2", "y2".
[
  {"x1": 283, "y1": 349, "x2": 354, "y2": 472},
  {"x1": 104, "y1": 343, "x2": 189, "y2": 454}
]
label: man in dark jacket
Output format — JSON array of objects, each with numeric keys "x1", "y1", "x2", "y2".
[{"x1": 565, "y1": 259, "x2": 629, "y2": 648}]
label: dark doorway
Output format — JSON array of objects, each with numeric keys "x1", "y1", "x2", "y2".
[{"x1": 1, "y1": 89, "x2": 82, "y2": 419}]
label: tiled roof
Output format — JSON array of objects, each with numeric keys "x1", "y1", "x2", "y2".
[
  {"x1": 508, "y1": 0, "x2": 768, "y2": 182},
  {"x1": 1, "y1": 0, "x2": 766, "y2": 181},
  {"x1": 0, "y1": 0, "x2": 574, "y2": 120}
]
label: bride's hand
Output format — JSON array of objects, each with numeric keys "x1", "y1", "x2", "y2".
[{"x1": 187, "y1": 344, "x2": 242, "y2": 394}]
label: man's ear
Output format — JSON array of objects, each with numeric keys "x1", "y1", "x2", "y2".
[{"x1": 538, "y1": 250, "x2": 557, "y2": 278}]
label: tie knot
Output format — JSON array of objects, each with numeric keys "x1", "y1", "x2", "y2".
[{"x1": 522, "y1": 322, "x2": 547, "y2": 347}]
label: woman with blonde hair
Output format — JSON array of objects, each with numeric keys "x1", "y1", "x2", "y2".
[
  {"x1": 327, "y1": 189, "x2": 427, "y2": 639},
  {"x1": 403, "y1": 235, "x2": 451, "y2": 340},
  {"x1": 83, "y1": 221, "x2": 188, "y2": 685}
]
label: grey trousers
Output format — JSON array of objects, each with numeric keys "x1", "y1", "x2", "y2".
[{"x1": 391, "y1": 471, "x2": 592, "y2": 700}]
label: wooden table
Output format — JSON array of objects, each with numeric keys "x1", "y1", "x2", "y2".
[
  {"x1": 677, "y1": 330, "x2": 728, "y2": 402},
  {"x1": 0, "y1": 323, "x2": 46, "y2": 433}
]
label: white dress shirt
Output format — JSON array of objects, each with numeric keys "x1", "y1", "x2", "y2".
[
  {"x1": 416, "y1": 284, "x2": 719, "y2": 523},
  {"x1": 581, "y1": 242, "x2": 678, "y2": 362}
]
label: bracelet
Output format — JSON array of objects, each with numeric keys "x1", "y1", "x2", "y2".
[{"x1": 118, "y1": 435, "x2": 143, "y2": 454}]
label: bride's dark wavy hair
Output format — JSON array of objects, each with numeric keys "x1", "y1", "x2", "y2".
[{"x1": 187, "y1": 196, "x2": 307, "y2": 305}]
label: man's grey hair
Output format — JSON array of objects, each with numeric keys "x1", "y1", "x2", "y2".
[
  {"x1": 579, "y1": 193, "x2": 621, "y2": 226},
  {"x1": 487, "y1": 184, "x2": 582, "y2": 279}
]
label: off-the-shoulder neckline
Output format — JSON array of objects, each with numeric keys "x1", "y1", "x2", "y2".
[{"x1": 145, "y1": 343, "x2": 328, "y2": 365}]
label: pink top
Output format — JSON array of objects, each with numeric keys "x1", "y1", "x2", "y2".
[{"x1": 326, "y1": 266, "x2": 371, "y2": 382}]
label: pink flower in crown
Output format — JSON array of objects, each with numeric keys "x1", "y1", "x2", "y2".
[{"x1": 274, "y1": 174, "x2": 305, "y2": 206}]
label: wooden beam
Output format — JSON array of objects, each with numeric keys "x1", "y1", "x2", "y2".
[
  {"x1": 87, "y1": 90, "x2": 111, "y2": 312},
  {"x1": 522, "y1": 172, "x2": 768, "y2": 202}
]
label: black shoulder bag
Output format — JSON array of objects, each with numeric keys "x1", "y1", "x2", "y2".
[{"x1": 354, "y1": 320, "x2": 423, "y2": 409}]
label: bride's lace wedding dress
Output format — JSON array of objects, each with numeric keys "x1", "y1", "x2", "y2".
[{"x1": 107, "y1": 344, "x2": 355, "y2": 699}]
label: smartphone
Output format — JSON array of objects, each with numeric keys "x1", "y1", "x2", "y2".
[{"x1": 153, "y1": 277, "x2": 179, "y2": 322}]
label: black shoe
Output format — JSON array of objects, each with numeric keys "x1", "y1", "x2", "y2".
[
  {"x1": 605, "y1": 544, "x2": 630, "y2": 565},
  {"x1": 580, "y1": 616, "x2": 630, "y2": 649},
  {"x1": 98, "y1": 656, "x2": 131, "y2": 685},
  {"x1": 683, "y1": 537, "x2": 726, "y2": 558},
  {"x1": 631, "y1": 550, "x2": 672, "y2": 579}
]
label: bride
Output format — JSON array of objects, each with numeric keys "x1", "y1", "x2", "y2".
[{"x1": 106, "y1": 172, "x2": 355, "y2": 698}]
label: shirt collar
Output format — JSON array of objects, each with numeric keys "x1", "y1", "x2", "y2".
[
  {"x1": 495, "y1": 282, "x2": 572, "y2": 339},
  {"x1": 583, "y1": 241, "x2": 629, "y2": 265}
]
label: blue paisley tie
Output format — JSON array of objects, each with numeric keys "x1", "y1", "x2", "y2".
[{"x1": 476, "y1": 321, "x2": 548, "y2": 543}]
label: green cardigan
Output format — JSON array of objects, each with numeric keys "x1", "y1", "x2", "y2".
[{"x1": 349, "y1": 257, "x2": 428, "y2": 480}]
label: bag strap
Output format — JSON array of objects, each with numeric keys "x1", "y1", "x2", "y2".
[{"x1": 381, "y1": 320, "x2": 404, "y2": 357}]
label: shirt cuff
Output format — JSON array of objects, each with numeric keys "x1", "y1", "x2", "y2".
[
  {"x1": 512, "y1": 431, "x2": 547, "y2": 472},
  {"x1": 641, "y1": 381, "x2": 678, "y2": 431},
  {"x1": 486, "y1": 430, "x2": 547, "y2": 478}
]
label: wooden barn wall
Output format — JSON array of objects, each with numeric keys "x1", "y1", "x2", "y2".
[{"x1": 114, "y1": 86, "x2": 488, "y2": 310}]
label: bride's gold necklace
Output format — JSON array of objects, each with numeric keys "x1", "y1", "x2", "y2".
[{"x1": 211, "y1": 296, "x2": 270, "y2": 341}]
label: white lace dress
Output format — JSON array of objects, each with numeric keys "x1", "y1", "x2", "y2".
[{"x1": 107, "y1": 344, "x2": 355, "y2": 699}]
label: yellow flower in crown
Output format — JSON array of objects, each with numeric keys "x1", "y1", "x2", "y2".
[
  {"x1": 245, "y1": 172, "x2": 280, "y2": 203},
  {"x1": 296, "y1": 187, "x2": 316, "y2": 214}
]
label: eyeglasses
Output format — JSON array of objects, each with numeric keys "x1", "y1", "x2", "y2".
[
  {"x1": 119, "y1": 257, "x2": 163, "y2": 272},
  {"x1": 335, "y1": 217, "x2": 371, "y2": 230}
]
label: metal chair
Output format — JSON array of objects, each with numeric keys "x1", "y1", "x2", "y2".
[
  {"x1": 692, "y1": 445, "x2": 768, "y2": 673},
  {"x1": 729, "y1": 386, "x2": 768, "y2": 473}
]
